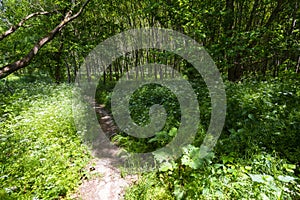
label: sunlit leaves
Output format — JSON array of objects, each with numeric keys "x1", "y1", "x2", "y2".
[{"x1": 0, "y1": 80, "x2": 90, "y2": 199}]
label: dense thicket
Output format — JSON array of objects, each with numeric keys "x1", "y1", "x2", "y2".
[{"x1": 0, "y1": 0, "x2": 299, "y2": 82}]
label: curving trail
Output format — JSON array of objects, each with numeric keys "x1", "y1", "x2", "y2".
[{"x1": 72, "y1": 102, "x2": 138, "y2": 200}]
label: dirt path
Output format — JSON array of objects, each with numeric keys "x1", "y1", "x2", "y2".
[{"x1": 72, "y1": 102, "x2": 138, "y2": 200}]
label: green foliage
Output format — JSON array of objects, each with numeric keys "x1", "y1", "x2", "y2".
[
  {"x1": 101, "y1": 80, "x2": 209, "y2": 153},
  {"x1": 124, "y1": 173, "x2": 174, "y2": 200},
  {"x1": 129, "y1": 84, "x2": 180, "y2": 130},
  {"x1": 127, "y1": 152, "x2": 299, "y2": 199},
  {"x1": 221, "y1": 75, "x2": 300, "y2": 164},
  {"x1": 109, "y1": 83, "x2": 181, "y2": 153},
  {"x1": 2, "y1": 0, "x2": 299, "y2": 81},
  {"x1": 0, "y1": 78, "x2": 90, "y2": 199},
  {"x1": 1, "y1": 0, "x2": 299, "y2": 198},
  {"x1": 180, "y1": 145, "x2": 214, "y2": 170},
  {"x1": 97, "y1": 75, "x2": 300, "y2": 199}
]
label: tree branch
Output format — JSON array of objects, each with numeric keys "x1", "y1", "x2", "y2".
[
  {"x1": 0, "y1": 0, "x2": 91, "y2": 79},
  {"x1": 0, "y1": 11, "x2": 51, "y2": 41}
]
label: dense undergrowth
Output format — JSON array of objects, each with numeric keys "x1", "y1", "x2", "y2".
[
  {"x1": 0, "y1": 73, "x2": 299, "y2": 199},
  {"x1": 0, "y1": 76, "x2": 90, "y2": 199},
  {"x1": 96, "y1": 74, "x2": 300, "y2": 199}
]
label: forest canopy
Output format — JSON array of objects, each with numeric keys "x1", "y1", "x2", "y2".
[{"x1": 0, "y1": 0, "x2": 299, "y2": 82}]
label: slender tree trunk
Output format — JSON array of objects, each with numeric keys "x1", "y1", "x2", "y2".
[
  {"x1": 296, "y1": 56, "x2": 300, "y2": 74},
  {"x1": 265, "y1": 0, "x2": 285, "y2": 28},
  {"x1": 135, "y1": 50, "x2": 139, "y2": 80},
  {"x1": 65, "y1": 58, "x2": 71, "y2": 83},
  {"x1": 246, "y1": 0, "x2": 259, "y2": 31},
  {"x1": 103, "y1": 62, "x2": 106, "y2": 85},
  {"x1": 289, "y1": 2, "x2": 298, "y2": 35},
  {"x1": 109, "y1": 64, "x2": 113, "y2": 81}
]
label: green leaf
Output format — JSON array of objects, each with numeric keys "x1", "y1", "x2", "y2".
[
  {"x1": 277, "y1": 175, "x2": 297, "y2": 183},
  {"x1": 249, "y1": 174, "x2": 274, "y2": 183},
  {"x1": 249, "y1": 174, "x2": 264, "y2": 183},
  {"x1": 158, "y1": 161, "x2": 177, "y2": 172},
  {"x1": 283, "y1": 164, "x2": 296, "y2": 173},
  {"x1": 248, "y1": 114, "x2": 255, "y2": 120},
  {"x1": 181, "y1": 145, "x2": 208, "y2": 169},
  {"x1": 168, "y1": 127, "x2": 177, "y2": 137},
  {"x1": 173, "y1": 185, "x2": 184, "y2": 200}
]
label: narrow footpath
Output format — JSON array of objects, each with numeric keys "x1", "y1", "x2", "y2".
[{"x1": 72, "y1": 102, "x2": 138, "y2": 200}]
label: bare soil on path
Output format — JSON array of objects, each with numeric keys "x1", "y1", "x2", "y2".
[{"x1": 72, "y1": 102, "x2": 138, "y2": 200}]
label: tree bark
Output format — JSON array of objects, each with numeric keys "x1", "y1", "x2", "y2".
[
  {"x1": 0, "y1": 0, "x2": 90, "y2": 79},
  {"x1": 224, "y1": 0, "x2": 235, "y2": 34}
]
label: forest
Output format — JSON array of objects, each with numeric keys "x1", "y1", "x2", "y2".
[{"x1": 0, "y1": 0, "x2": 299, "y2": 199}]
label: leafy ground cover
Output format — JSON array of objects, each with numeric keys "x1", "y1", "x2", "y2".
[
  {"x1": 0, "y1": 76, "x2": 90, "y2": 199},
  {"x1": 96, "y1": 74, "x2": 300, "y2": 199},
  {"x1": 1, "y1": 73, "x2": 299, "y2": 199}
]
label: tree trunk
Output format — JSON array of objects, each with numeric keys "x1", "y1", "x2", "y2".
[
  {"x1": 246, "y1": 0, "x2": 259, "y2": 31},
  {"x1": 265, "y1": 0, "x2": 285, "y2": 28},
  {"x1": 0, "y1": 0, "x2": 90, "y2": 79}
]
